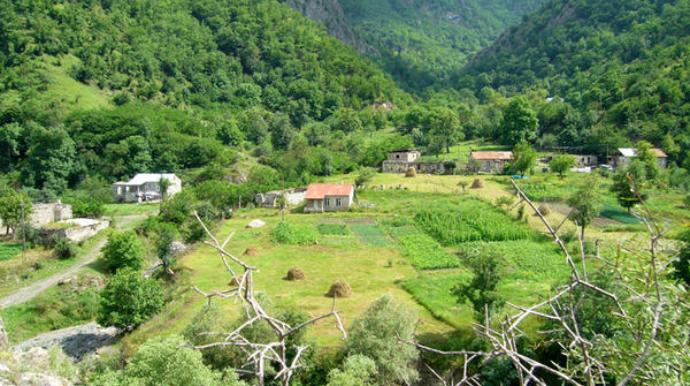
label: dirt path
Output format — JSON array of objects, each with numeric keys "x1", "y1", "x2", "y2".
[{"x1": 0, "y1": 214, "x2": 150, "y2": 309}]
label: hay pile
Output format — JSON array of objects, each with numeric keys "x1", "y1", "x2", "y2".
[
  {"x1": 405, "y1": 167, "x2": 417, "y2": 178},
  {"x1": 229, "y1": 276, "x2": 242, "y2": 287},
  {"x1": 470, "y1": 178, "x2": 485, "y2": 189},
  {"x1": 538, "y1": 204, "x2": 551, "y2": 216},
  {"x1": 286, "y1": 267, "x2": 306, "y2": 281},
  {"x1": 243, "y1": 246, "x2": 259, "y2": 256},
  {"x1": 326, "y1": 280, "x2": 353, "y2": 298}
]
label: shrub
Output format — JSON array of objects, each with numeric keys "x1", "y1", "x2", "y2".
[
  {"x1": 92, "y1": 335, "x2": 242, "y2": 386},
  {"x1": 327, "y1": 355, "x2": 377, "y2": 386},
  {"x1": 53, "y1": 238, "x2": 78, "y2": 260},
  {"x1": 346, "y1": 294, "x2": 419, "y2": 385},
  {"x1": 270, "y1": 222, "x2": 319, "y2": 245},
  {"x1": 102, "y1": 231, "x2": 144, "y2": 272},
  {"x1": 97, "y1": 269, "x2": 164, "y2": 329}
]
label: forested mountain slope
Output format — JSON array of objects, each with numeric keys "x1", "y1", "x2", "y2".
[
  {"x1": 0, "y1": 0, "x2": 411, "y2": 193},
  {"x1": 458, "y1": 0, "x2": 690, "y2": 165},
  {"x1": 285, "y1": 0, "x2": 548, "y2": 91}
]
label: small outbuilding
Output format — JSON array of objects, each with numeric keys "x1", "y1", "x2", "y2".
[
  {"x1": 468, "y1": 151, "x2": 513, "y2": 174},
  {"x1": 608, "y1": 148, "x2": 668, "y2": 170},
  {"x1": 303, "y1": 183, "x2": 354, "y2": 213}
]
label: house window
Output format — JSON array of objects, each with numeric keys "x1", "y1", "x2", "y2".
[
  {"x1": 335, "y1": 198, "x2": 342, "y2": 207},
  {"x1": 396, "y1": 154, "x2": 400, "y2": 159},
  {"x1": 325, "y1": 198, "x2": 330, "y2": 207}
]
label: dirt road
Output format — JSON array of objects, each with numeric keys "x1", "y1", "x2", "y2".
[{"x1": 0, "y1": 214, "x2": 149, "y2": 309}]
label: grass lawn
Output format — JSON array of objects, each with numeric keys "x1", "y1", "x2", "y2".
[
  {"x1": 0, "y1": 243, "x2": 22, "y2": 261},
  {"x1": 103, "y1": 203, "x2": 160, "y2": 217}
]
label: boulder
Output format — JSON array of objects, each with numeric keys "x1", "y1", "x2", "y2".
[{"x1": 246, "y1": 219, "x2": 266, "y2": 229}]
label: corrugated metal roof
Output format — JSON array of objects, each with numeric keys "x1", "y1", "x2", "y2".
[
  {"x1": 304, "y1": 183, "x2": 353, "y2": 199},
  {"x1": 119, "y1": 173, "x2": 178, "y2": 186},
  {"x1": 618, "y1": 148, "x2": 667, "y2": 158},
  {"x1": 470, "y1": 151, "x2": 513, "y2": 160}
]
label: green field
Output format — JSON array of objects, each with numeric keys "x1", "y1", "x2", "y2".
[
  {"x1": 122, "y1": 171, "x2": 690, "y2": 351},
  {"x1": 0, "y1": 243, "x2": 22, "y2": 261}
]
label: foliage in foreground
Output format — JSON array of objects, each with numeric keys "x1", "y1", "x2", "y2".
[
  {"x1": 97, "y1": 269, "x2": 164, "y2": 329},
  {"x1": 346, "y1": 294, "x2": 419, "y2": 385},
  {"x1": 92, "y1": 335, "x2": 244, "y2": 386}
]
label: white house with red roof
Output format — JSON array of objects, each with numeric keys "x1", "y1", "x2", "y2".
[{"x1": 303, "y1": 183, "x2": 354, "y2": 213}]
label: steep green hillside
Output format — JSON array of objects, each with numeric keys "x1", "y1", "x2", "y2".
[
  {"x1": 285, "y1": 0, "x2": 548, "y2": 91},
  {"x1": 458, "y1": 0, "x2": 690, "y2": 165},
  {"x1": 0, "y1": 0, "x2": 412, "y2": 192}
]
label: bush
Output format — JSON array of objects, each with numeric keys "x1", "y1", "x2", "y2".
[
  {"x1": 92, "y1": 335, "x2": 242, "y2": 386},
  {"x1": 53, "y1": 238, "x2": 78, "y2": 260},
  {"x1": 102, "y1": 231, "x2": 144, "y2": 272},
  {"x1": 70, "y1": 196, "x2": 105, "y2": 218},
  {"x1": 270, "y1": 222, "x2": 319, "y2": 245},
  {"x1": 346, "y1": 294, "x2": 419, "y2": 385},
  {"x1": 97, "y1": 269, "x2": 164, "y2": 329}
]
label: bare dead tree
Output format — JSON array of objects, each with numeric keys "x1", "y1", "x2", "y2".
[
  {"x1": 404, "y1": 178, "x2": 690, "y2": 385},
  {"x1": 189, "y1": 212, "x2": 347, "y2": 386}
]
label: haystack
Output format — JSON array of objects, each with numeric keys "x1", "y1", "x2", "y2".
[
  {"x1": 405, "y1": 167, "x2": 417, "y2": 178},
  {"x1": 229, "y1": 276, "x2": 242, "y2": 287},
  {"x1": 538, "y1": 204, "x2": 551, "y2": 216},
  {"x1": 286, "y1": 267, "x2": 306, "y2": 281},
  {"x1": 326, "y1": 280, "x2": 353, "y2": 298},
  {"x1": 243, "y1": 246, "x2": 259, "y2": 256},
  {"x1": 470, "y1": 178, "x2": 484, "y2": 189}
]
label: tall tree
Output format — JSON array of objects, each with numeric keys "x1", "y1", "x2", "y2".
[
  {"x1": 511, "y1": 142, "x2": 537, "y2": 176},
  {"x1": 498, "y1": 97, "x2": 538, "y2": 146},
  {"x1": 567, "y1": 175, "x2": 602, "y2": 241},
  {"x1": 22, "y1": 127, "x2": 77, "y2": 194},
  {"x1": 452, "y1": 250, "x2": 505, "y2": 322}
]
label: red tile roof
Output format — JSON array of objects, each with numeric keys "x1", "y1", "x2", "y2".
[
  {"x1": 470, "y1": 151, "x2": 513, "y2": 161},
  {"x1": 305, "y1": 183, "x2": 353, "y2": 200}
]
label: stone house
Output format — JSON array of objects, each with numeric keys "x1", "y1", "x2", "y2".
[
  {"x1": 608, "y1": 148, "x2": 668, "y2": 169},
  {"x1": 255, "y1": 188, "x2": 307, "y2": 208},
  {"x1": 468, "y1": 151, "x2": 513, "y2": 174},
  {"x1": 112, "y1": 173, "x2": 182, "y2": 203},
  {"x1": 303, "y1": 184, "x2": 354, "y2": 213},
  {"x1": 382, "y1": 149, "x2": 446, "y2": 174}
]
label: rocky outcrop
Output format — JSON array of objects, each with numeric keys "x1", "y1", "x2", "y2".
[
  {"x1": 284, "y1": 0, "x2": 377, "y2": 55},
  {"x1": 0, "y1": 346, "x2": 75, "y2": 386},
  {"x1": 14, "y1": 322, "x2": 121, "y2": 361}
]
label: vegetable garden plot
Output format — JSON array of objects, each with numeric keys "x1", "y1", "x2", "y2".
[{"x1": 415, "y1": 201, "x2": 530, "y2": 246}]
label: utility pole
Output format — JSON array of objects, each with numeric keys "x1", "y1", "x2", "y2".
[{"x1": 21, "y1": 201, "x2": 26, "y2": 260}]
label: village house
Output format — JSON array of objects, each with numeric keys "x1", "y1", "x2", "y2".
[
  {"x1": 607, "y1": 148, "x2": 668, "y2": 169},
  {"x1": 468, "y1": 151, "x2": 513, "y2": 174},
  {"x1": 112, "y1": 173, "x2": 182, "y2": 203},
  {"x1": 303, "y1": 183, "x2": 354, "y2": 213},
  {"x1": 382, "y1": 149, "x2": 446, "y2": 174},
  {"x1": 255, "y1": 188, "x2": 307, "y2": 208}
]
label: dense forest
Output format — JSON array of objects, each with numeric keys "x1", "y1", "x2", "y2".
[
  {"x1": 457, "y1": 0, "x2": 690, "y2": 166},
  {"x1": 0, "y1": 0, "x2": 416, "y2": 196},
  {"x1": 286, "y1": 0, "x2": 549, "y2": 90}
]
